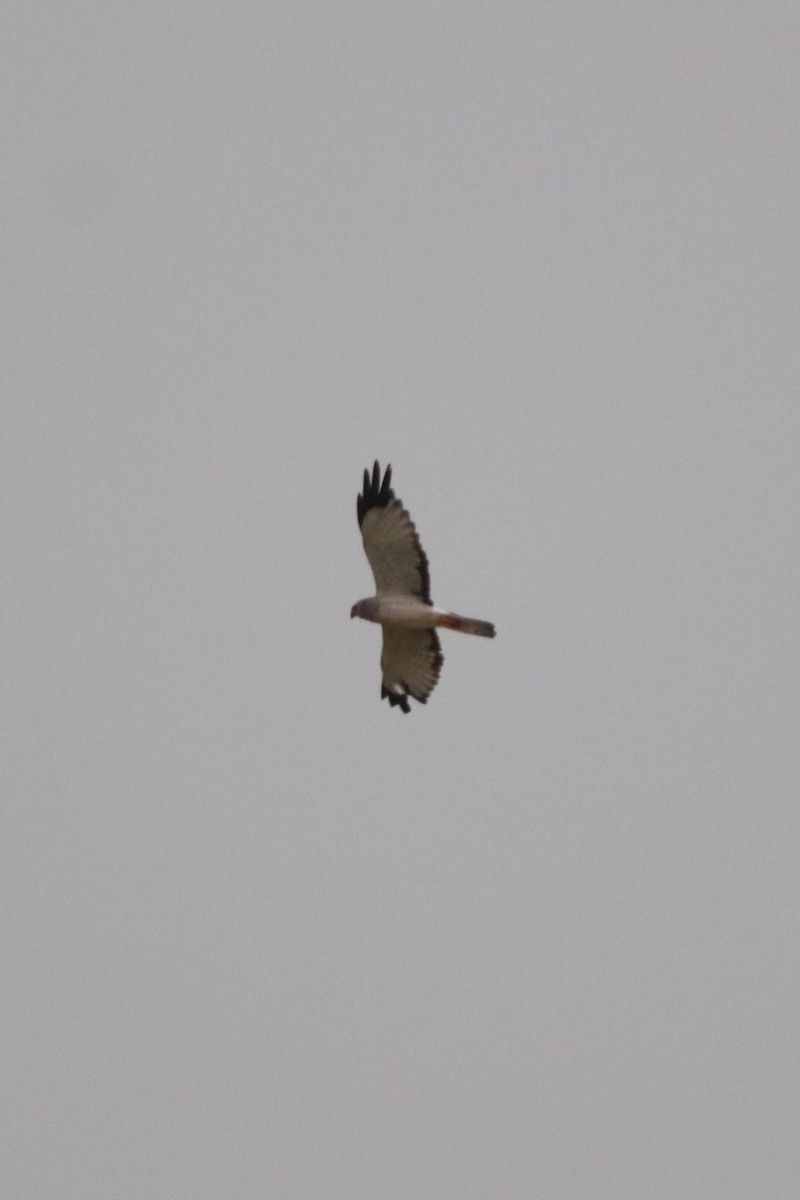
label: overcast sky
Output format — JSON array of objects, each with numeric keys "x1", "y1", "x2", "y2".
[{"x1": 4, "y1": 3, "x2": 799, "y2": 1197}]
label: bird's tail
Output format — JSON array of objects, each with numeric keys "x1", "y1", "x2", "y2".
[{"x1": 438, "y1": 612, "x2": 496, "y2": 638}]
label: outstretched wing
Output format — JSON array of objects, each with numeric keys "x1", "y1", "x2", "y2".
[
  {"x1": 357, "y1": 461, "x2": 432, "y2": 602},
  {"x1": 381, "y1": 627, "x2": 443, "y2": 713}
]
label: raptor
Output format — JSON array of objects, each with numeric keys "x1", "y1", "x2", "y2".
[{"x1": 351, "y1": 461, "x2": 496, "y2": 712}]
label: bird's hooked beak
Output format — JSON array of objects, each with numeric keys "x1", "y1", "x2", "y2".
[{"x1": 350, "y1": 603, "x2": 357, "y2": 619}]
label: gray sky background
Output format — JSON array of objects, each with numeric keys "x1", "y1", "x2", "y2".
[{"x1": 4, "y1": 3, "x2": 799, "y2": 1197}]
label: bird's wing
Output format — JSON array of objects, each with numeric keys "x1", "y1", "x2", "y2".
[
  {"x1": 380, "y1": 626, "x2": 443, "y2": 713},
  {"x1": 357, "y1": 461, "x2": 432, "y2": 601}
]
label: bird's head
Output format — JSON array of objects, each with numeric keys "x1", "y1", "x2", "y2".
[{"x1": 351, "y1": 598, "x2": 377, "y2": 621}]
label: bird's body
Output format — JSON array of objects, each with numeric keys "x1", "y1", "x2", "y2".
[
  {"x1": 351, "y1": 461, "x2": 495, "y2": 712},
  {"x1": 352, "y1": 596, "x2": 495, "y2": 636}
]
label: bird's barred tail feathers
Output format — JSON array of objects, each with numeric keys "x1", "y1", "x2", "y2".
[{"x1": 438, "y1": 613, "x2": 496, "y2": 638}]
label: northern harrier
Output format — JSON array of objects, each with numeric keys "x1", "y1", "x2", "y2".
[{"x1": 351, "y1": 461, "x2": 496, "y2": 712}]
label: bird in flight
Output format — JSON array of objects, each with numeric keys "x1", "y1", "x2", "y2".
[{"x1": 351, "y1": 461, "x2": 496, "y2": 712}]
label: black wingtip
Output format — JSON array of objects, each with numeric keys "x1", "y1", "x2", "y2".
[
  {"x1": 357, "y1": 460, "x2": 395, "y2": 527},
  {"x1": 382, "y1": 683, "x2": 411, "y2": 713}
]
